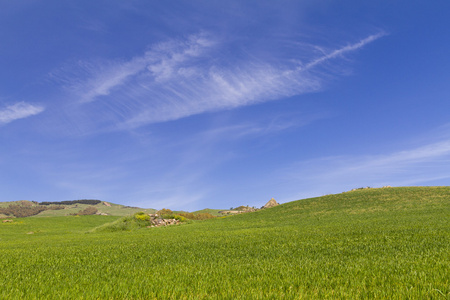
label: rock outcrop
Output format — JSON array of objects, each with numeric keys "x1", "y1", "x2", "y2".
[
  {"x1": 147, "y1": 214, "x2": 180, "y2": 227},
  {"x1": 262, "y1": 198, "x2": 279, "y2": 209}
]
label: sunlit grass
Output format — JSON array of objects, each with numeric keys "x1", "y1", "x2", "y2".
[{"x1": 0, "y1": 187, "x2": 448, "y2": 299}]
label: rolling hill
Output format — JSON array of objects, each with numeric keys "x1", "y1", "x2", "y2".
[
  {"x1": 0, "y1": 186, "x2": 448, "y2": 299},
  {"x1": 0, "y1": 199, "x2": 156, "y2": 218}
]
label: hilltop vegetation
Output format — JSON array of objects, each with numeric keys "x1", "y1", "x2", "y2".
[
  {"x1": 0, "y1": 187, "x2": 448, "y2": 299},
  {"x1": 39, "y1": 199, "x2": 102, "y2": 205}
]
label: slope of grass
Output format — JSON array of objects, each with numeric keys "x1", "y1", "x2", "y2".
[
  {"x1": 0, "y1": 215, "x2": 120, "y2": 242},
  {"x1": 190, "y1": 208, "x2": 225, "y2": 216},
  {"x1": 0, "y1": 187, "x2": 448, "y2": 299}
]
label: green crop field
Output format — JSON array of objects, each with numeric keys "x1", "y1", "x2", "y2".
[{"x1": 0, "y1": 187, "x2": 449, "y2": 299}]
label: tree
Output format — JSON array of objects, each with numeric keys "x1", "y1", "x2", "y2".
[{"x1": 157, "y1": 208, "x2": 173, "y2": 216}]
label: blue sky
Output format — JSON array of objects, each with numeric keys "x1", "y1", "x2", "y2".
[{"x1": 1, "y1": 1, "x2": 450, "y2": 210}]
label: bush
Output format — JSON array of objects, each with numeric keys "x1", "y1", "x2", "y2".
[
  {"x1": 179, "y1": 212, "x2": 195, "y2": 219},
  {"x1": 134, "y1": 212, "x2": 150, "y2": 222},
  {"x1": 76, "y1": 206, "x2": 98, "y2": 216},
  {"x1": 157, "y1": 208, "x2": 173, "y2": 217},
  {"x1": 195, "y1": 213, "x2": 215, "y2": 220},
  {"x1": 174, "y1": 215, "x2": 187, "y2": 222}
]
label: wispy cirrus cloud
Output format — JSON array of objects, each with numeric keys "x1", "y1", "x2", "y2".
[
  {"x1": 0, "y1": 102, "x2": 44, "y2": 124},
  {"x1": 304, "y1": 32, "x2": 387, "y2": 70},
  {"x1": 52, "y1": 32, "x2": 215, "y2": 104},
  {"x1": 278, "y1": 137, "x2": 450, "y2": 201},
  {"x1": 51, "y1": 31, "x2": 385, "y2": 132}
]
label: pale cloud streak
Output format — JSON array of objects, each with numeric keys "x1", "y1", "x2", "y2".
[
  {"x1": 58, "y1": 32, "x2": 215, "y2": 104},
  {"x1": 279, "y1": 137, "x2": 450, "y2": 200},
  {"x1": 305, "y1": 32, "x2": 387, "y2": 70},
  {"x1": 0, "y1": 102, "x2": 44, "y2": 124},
  {"x1": 52, "y1": 31, "x2": 384, "y2": 132}
]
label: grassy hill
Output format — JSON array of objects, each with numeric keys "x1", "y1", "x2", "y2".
[
  {"x1": 0, "y1": 186, "x2": 448, "y2": 299},
  {"x1": 191, "y1": 208, "x2": 225, "y2": 216},
  {"x1": 0, "y1": 200, "x2": 156, "y2": 217}
]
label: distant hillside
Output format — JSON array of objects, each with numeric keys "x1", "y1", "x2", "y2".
[
  {"x1": 191, "y1": 208, "x2": 225, "y2": 217},
  {"x1": 0, "y1": 200, "x2": 228, "y2": 218},
  {"x1": 0, "y1": 200, "x2": 156, "y2": 218},
  {"x1": 0, "y1": 200, "x2": 35, "y2": 208}
]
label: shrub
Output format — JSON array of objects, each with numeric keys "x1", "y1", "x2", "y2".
[
  {"x1": 157, "y1": 208, "x2": 173, "y2": 217},
  {"x1": 134, "y1": 212, "x2": 150, "y2": 222},
  {"x1": 173, "y1": 215, "x2": 187, "y2": 222},
  {"x1": 76, "y1": 206, "x2": 98, "y2": 216},
  {"x1": 179, "y1": 212, "x2": 195, "y2": 219},
  {"x1": 195, "y1": 213, "x2": 215, "y2": 220}
]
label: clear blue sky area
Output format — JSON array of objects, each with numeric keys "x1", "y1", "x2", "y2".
[{"x1": 1, "y1": 1, "x2": 449, "y2": 210}]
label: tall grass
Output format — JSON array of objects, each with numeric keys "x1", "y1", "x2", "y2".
[{"x1": 0, "y1": 187, "x2": 448, "y2": 299}]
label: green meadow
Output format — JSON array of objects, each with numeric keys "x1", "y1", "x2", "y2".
[{"x1": 0, "y1": 187, "x2": 449, "y2": 299}]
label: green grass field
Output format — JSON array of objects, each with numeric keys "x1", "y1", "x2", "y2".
[{"x1": 0, "y1": 187, "x2": 448, "y2": 299}]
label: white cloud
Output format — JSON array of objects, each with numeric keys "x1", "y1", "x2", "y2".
[
  {"x1": 305, "y1": 32, "x2": 387, "y2": 70},
  {"x1": 146, "y1": 32, "x2": 215, "y2": 82},
  {"x1": 57, "y1": 32, "x2": 215, "y2": 104},
  {"x1": 0, "y1": 102, "x2": 44, "y2": 124},
  {"x1": 119, "y1": 62, "x2": 322, "y2": 129},
  {"x1": 279, "y1": 137, "x2": 450, "y2": 200},
  {"x1": 52, "y1": 31, "x2": 384, "y2": 132},
  {"x1": 198, "y1": 112, "x2": 327, "y2": 142}
]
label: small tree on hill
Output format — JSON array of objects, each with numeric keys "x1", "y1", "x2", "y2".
[{"x1": 157, "y1": 208, "x2": 173, "y2": 217}]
